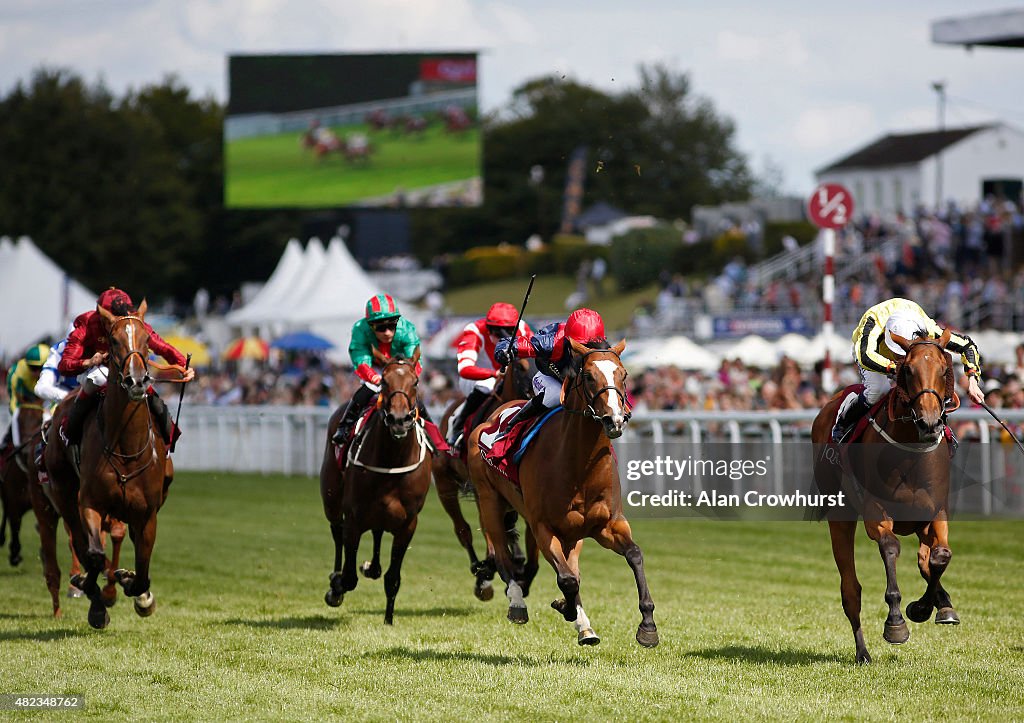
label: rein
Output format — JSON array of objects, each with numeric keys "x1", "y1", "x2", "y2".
[
  {"x1": 562, "y1": 347, "x2": 632, "y2": 422},
  {"x1": 348, "y1": 357, "x2": 427, "y2": 474}
]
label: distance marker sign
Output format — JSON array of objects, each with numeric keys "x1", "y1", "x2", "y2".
[{"x1": 808, "y1": 183, "x2": 854, "y2": 229}]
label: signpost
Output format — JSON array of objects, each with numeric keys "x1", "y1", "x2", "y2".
[{"x1": 808, "y1": 183, "x2": 855, "y2": 394}]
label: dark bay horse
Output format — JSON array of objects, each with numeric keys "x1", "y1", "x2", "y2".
[
  {"x1": 812, "y1": 328, "x2": 960, "y2": 664},
  {"x1": 1, "y1": 403, "x2": 43, "y2": 567},
  {"x1": 320, "y1": 351, "x2": 432, "y2": 624},
  {"x1": 468, "y1": 339, "x2": 659, "y2": 647},
  {"x1": 44, "y1": 300, "x2": 175, "y2": 629},
  {"x1": 433, "y1": 359, "x2": 534, "y2": 601}
]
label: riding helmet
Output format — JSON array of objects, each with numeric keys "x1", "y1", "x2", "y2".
[
  {"x1": 365, "y1": 294, "x2": 401, "y2": 323},
  {"x1": 564, "y1": 308, "x2": 605, "y2": 344}
]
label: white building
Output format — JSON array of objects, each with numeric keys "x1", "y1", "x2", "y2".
[{"x1": 815, "y1": 123, "x2": 1024, "y2": 216}]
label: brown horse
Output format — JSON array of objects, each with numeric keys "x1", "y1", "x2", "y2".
[
  {"x1": 320, "y1": 351, "x2": 432, "y2": 624},
  {"x1": 44, "y1": 300, "x2": 175, "y2": 629},
  {"x1": 432, "y1": 359, "x2": 534, "y2": 601},
  {"x1": 812, "y1": 328, "x2": 960, "y2": 664},
  {"x1": 0, "y1": 403, "x2": 43, "y2": 567},
  {"x1": 468, "y1": 338, "x2": 659, "y2": 647}
]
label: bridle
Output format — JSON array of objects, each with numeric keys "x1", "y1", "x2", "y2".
[
  {"x1": 889, "y1": 339, "x2": 958, "y2": 429},
  {"x1": 106, "y1": 315, "x2": 152, "y2": 394},
  {"x1": 377, "y1": 358, "x2": 420, "y2": 432},
  {"x1": 564, "y1": 347, "x2": 632, "y2": 422}
]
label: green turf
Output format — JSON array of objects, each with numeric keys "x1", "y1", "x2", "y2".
[
  {"x1": 443, "y1": 275, "x2": 660, "y2": 332},
  {"x1": 1, "y1": 472, "x2": 1022, "y2": 720},
  {"x1": 225, "y1": 123, "x2": 481, "y2": 207}
]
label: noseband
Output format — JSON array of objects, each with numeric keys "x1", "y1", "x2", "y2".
[
  {"x1": 891, "y1": 339, "x2": 957, "y2": 427},
  {"x1": 378, "y1": 359, "x2": 419, "y2": 428}
]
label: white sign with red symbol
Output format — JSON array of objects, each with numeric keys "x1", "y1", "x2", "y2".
[{"x1": 807, "y1": 183, "x2": 854, "y2": 229}]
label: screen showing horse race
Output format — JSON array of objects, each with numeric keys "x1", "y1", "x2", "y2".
[{"x1": 225, "y1": 52, "x2": 481, "y2": 209}]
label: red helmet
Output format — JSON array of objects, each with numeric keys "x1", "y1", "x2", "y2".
[
  {"x1": 564, "y1": 308, "x2": 605, "y2": 344},
  {"x1": 97, "y1": 287, "x2": 133, "y2": 312},
  {"x1": 485, "y1": 302, "x2": 518, "y2": 327}
]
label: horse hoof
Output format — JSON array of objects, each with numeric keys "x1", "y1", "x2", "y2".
[
  {"x1": 636, "y1": 625, "x2": 660, "y2": 648},
  {"x1": 474, "y1": 579, "x2": 494, "y2": 602},
  {"x1": 69, "y1": 573, "x2": 88, "y2": 591},
  {"x1": 507, "y1": 605, "x2": 529, "y2": 624},
  {"x1": 935, "y1": 607, "x2": 960, "y2": 625},
  {"x1": 906, "y1": 600, "x2": 932, "y2": 623},
  {"x1": 101, "y1": 587, "x2": 118, "y2": 608},
  {"x1": 133, "y1": 593, "x2": 156, "y2": 618},
  {"x1": 9, "y1": 553, "x2": 22, "y2": 567},
  {"x1": 324, "y1": 590, "x2": 344, "y2": 608},
  {"x1": 66, "y1": 586, "x2": 84, "y2": 599},
  {"x1": 88, "y1": 605, "x2": 110, "y2": 630},
  {"x1": 856, "y1": 649, "x2": 872, "y2": 665},
  {"x1": 578, "y1": 628, "x2": 601, "y2": 646},
  {"x1": 360, "y1": 561, "x2": 381, "y2": 579},
  {"x1": 883, "y1": 621, "x2": 910, "y2": 645}
]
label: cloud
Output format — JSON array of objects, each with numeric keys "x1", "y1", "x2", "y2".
[
  {"x1": 792, "y1": 104, "x2": 877, "y2": 152},
  {"x1": 715, "y1": 28, "x2": 809, "y2": 67}
]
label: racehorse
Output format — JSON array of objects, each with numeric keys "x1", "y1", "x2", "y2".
[
  {"x1": 44, "y1": 300, "x2": 177, "y2": 628},
  {"x1": 433, "y1": 359, "x2": 534, "y2": 601},
  {"x1": 0, "y1": 403, "x2": 43, "y2": 567},
  {"x1": 320, "y1": 350, "x2": 432, "y2": 624},
  {"x1": 468, "y1": 338, "x2": 659, "y2": 647},
  {"x1": 811, "y1": 328, "x2": 960, "y2": 664}
]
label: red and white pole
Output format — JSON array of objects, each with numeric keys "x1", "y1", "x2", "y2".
[{"x1": 822, "y1": 228, "x2": 836, "y2": 394}]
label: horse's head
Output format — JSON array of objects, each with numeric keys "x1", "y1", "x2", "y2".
[
  {"x1": 889, "y1": 327, "x2": 955, "y2": 442},
  {"x1": 97, "y1": 299, "x2": 152, "y2": 402},
  {"x1": 376, "y1": 348, "x2": 421, "y2": 439},
  {"x1": 566, "y1": 338, "x2": 630, "y2": 439}
]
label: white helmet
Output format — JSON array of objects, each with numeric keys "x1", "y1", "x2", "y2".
[{"x1": 883, "y1": 312, "x2": 928, "y2": 356}]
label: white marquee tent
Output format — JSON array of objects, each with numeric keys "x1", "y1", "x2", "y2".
[{"x1": 0, "y1": 236, "x2": 95, "y2": 359}]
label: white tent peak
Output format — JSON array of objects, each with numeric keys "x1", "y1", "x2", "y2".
[
  {"x1": 226, "y1": 237, "x2": 305, "y2": 325},
  {"x1": 292, "y1": 237, "x2": 379, "y2": 323}
]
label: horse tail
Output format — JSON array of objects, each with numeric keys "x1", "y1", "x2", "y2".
[{"x1": 457, "y1": 477, "x2": 478, "y2": 499}]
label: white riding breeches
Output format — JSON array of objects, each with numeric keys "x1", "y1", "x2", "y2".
[
  {"x1": 860, "y1": 366, "x2": 891, "y2": 404},
  {"x1": 458, "y1": 375, "x2": 496, "y2": 396},
  {"x1": 79, "y1": 366, "x2": 109, "y2": 395},
  {"x1": 532, "y1": 372, "x2": 563, "y2": 408}
]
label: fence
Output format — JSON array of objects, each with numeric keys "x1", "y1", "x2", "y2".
[{"x1": 5, "y1": 406, "x2": 1020, "y2": 516}]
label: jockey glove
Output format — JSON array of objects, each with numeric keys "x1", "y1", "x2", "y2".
[{"x1": 494, "y1": 339, "x2": 513, "y2": 367}]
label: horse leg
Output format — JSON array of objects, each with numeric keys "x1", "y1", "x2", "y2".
[
  {"x1": 31, "y1": 489, "x2": 63, "y2": 617},
  {"x1": 383, "y1": 519, "x2": 418, "y2": 625},
  {"x1": 549, "y1": 538, "x2": 601, "y2": 646},
  {"x1": 865, "y1": 520, "x2": 909, "y2": 646},
  {"x1": 66, "y1": 522, "x2": 84, "y2": 598},
  {"x1": 325, "y1": 520, "x2": 346, "y2": 607},
  {"x1": 434, "y1": 466, "x2": 481, "y2": 573},
  {"x1": 338, "y1": 518, "x2": 361, "y2": 594},
  {"x1": 531, "y1": 522, "x2": 581, "y2": 630},
  {"x1": 77, "y1": 505, "x2": 111, "y2": 629},
  {"x1": 101, "y1": 521, "x2": 126, "y2": 607},
  {"x1": 593, "y1": 518, "x2": 658, "y2": 648},
  {"x1": 829, "y1": 520, "x2": 870, "y2": 664},
  {"x1": 8, "y1": 502, "x2": 22, "y2": 566},
  {"x1": 518, "y1": 525, "x2": 540, "y2": 598},
  {"x1": 361, "y1": 528, "x2": 383, "y2": 579},
  {"x1": 907, "y1": 520, "x2": 958, "y2": 625},
  {"x1": 505, "y1": 509, "x2": 526, "y2": 571},
  {"x1": 477, "y1": 489, "x2": 525, "y2": 622},
  {"x1": 114, "y1": 513, "x2": 157, "y2": 619}
]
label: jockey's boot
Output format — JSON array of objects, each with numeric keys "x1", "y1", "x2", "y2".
[
  {"x1": 65, "y1": 390, "x2": 99, "y2": 469},
  {"x1": 448, "y1": 388, "x2": 490, "y2": 449},
  {"x1": 496, "y1": 396, "x2": 546, "y2": 439},
  {"x1": 147, "y1": 393, "x2": 180, "y2": 448},
  {"x1": 331, "y1": 386, "x2": 376, "y2": 446},
  {"x1": 417, "y1": 403, "x2": 450, "y2": 453},
  {"x1": 832, "y1": 392, "x2": 870, "y2": 444}
]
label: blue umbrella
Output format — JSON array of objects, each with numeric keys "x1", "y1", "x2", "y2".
[{"x1": 270, "y1": 331, "x2": 334, "y2": 351}]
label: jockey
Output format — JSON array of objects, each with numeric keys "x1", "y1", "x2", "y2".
[
  {"x1": 446, "y1": 302, "x2": 533, "y2": 451},
  {"x1": 493, "y1": 307, "x2": 606, "y2": 429},
  {"x1": 330, "y1": 294, "x2": 447, "y2": 450},
  {"x1": 34, "y1": 322, "x2": 80, "y2": 424},
  {"x1": 59, "y1": 288, "x2": 196, "y2": 454},
  {"x1": 1, "y1": 342, "x2": 49, "y2": 461},
  {"x1": 832, "y1": 297, "x2": 984, "y2": 443}
]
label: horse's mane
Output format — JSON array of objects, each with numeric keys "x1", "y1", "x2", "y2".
[{"x1": 581, "y1": 339, "x2": 611, "y2": 351}]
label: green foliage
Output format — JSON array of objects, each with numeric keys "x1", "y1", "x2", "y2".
[
  {"x1": 1, "y1": 471, "x2": 1021, "y2": 720},
  {"x1": 609, "y1": 225, "x2": 681, "y2": 290}
]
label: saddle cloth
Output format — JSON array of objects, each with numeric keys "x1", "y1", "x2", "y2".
[{"x1": 477, "y1": 405, "x2": 562, "y2": 486}]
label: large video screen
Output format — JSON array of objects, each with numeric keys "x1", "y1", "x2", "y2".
[{"x1": 225, "y1": 53, "x2": 481, "y2": 209}]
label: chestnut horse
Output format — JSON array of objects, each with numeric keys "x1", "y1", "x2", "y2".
[
  {"x1": 44, "y1": 301, "x2": 177, "y2": 629},
  {"x1": 0, "y1": 404, "x2": 43, "y2": 567},
  {"x1": 812, "y1": 328, "x2": 960, "y2": 664},
  {"x1": 321, "y1": 351, "x2": 432, "y2": 624},
  {"x1": 468, "y1": 338, "x2": 659, "y2": 647},
  {"x1": 433, "y1": 359, "x2": 534, "y2": 601}
]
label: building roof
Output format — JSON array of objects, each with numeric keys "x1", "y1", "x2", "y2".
[
  {"x1": 817, "y1": 125, "x2": 993, "y2": 174},
  {"x1": 933, "y1": 9, "x2": 1024, "y2": 49}
]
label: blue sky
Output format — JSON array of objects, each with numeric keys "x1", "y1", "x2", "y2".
[{"x1": 2, "y1": 0, "x2": 1023, "y2": 195}]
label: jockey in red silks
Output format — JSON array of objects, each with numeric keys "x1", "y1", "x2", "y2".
[
  {"x1": 330, "y1": 294, "x2": 448, "y2": 451},
  {"x1": 59, "y1": 288, "x2": 196, "y2": 454},
  {"x1": 446, "y1": 302, "x2": 533, "y2": 452},
  {"x1": 493, "y1": 307, "x2": 607, "y2": 429}
]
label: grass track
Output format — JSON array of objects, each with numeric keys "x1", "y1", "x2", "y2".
[
  {"x1": 225, "y1": 124, "x2": 480, "y2": 207},
  {"x1": 1, "y1": 471, "x2": 1022, "y2": 720}
]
